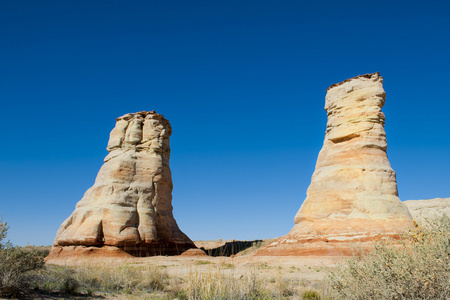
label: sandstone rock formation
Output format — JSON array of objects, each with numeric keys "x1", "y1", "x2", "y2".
[
  {"x1": 48, "y1": 111, "x2": 195, "y2": 259},
  {"x1": 404, "y1": 198, "x2": 450, "y2": 225},
  {"x1": 257, "y1": 73, "x2": 414, "y2": 256}
]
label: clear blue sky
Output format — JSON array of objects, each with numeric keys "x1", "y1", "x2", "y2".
[{"x1": 1, "y1": 0, "x2": 449, "y2": 246}]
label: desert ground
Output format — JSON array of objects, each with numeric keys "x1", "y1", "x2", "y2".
[
  {"x1": 48, "y1": 240, "x2": 340, "y2": 282},
  {"x1": 41, "y1": 240, "x2": 339, "y2": 299},
  {"x1": 2, "y1": 200, "x2": 449, "y2": 299}
]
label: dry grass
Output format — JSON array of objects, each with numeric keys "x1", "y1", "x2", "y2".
[
  {"x1": 27, "y1": 262, "x2": 323, "y2": 299},
  {"x1": 178, "y1": 267, "x2": 294, "y2": 299},
  {"x1": 21, "y1": 263, "x2": 301, "y2": 299},
  {"x1": 33, "y1": 264, "x2": 170, "y2": 296},
  {"x1": 1, "y1": 247, "x2": 328, "y2": 299}
]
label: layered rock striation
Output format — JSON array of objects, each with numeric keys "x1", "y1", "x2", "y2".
[
  {"x1": 48, "y1": 111, "x2": 195, "y2": 259},
  {"x1": 257, "y1": 73, "x2": 414, "y2": 256}
]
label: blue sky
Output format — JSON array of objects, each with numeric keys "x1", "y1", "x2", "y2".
[{"x1": 1, "y1": 0, "x2": 449, "y2": 246}]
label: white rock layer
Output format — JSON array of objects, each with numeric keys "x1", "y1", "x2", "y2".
[{"x1": 404, "y1": 198, "x2": 450, "y2": 225}]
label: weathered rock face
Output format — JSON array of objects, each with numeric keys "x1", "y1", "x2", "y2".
[
  {"x1": 404, "y1": 198, "x2": 450, "y2": 225},
  {"x1": 48, "y1": 111, "x2": 195, "y2": 259},
  {"x1": 257, "y1": 73, "x2": 414, "y2": 256}
]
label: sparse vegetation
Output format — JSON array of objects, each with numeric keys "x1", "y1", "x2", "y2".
[
  {"x1": 258, "y1": 262, "x2": 272, "y2": 269},
  {"x1": 0, "y1": 218, "x2": 322, "y2": 299},
  {"x1": 326, "y1": 215, "x2": 450, "y2": 299},
  {"x1": 220, "y1": 262, "x2": 235, "y2": 269},
  {"x1": 29, "y1": 263, "x2": 307, "y2": 299},
  {"x1": 34, "y1": 264, "x2": 170, "y2": 295},
  {"x1": 13, "y1": 215, "x2": 450, "y2": 299},
  {"x1": 195, "y1": 260, "x2": 213, "y2": 265}
]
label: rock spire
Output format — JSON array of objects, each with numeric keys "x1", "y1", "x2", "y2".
[
  {"x1": 48, "y1": 111, "x2": 195, "y2": 259},
  {"x1": 257, "y1": 73, "x2": 414, "y2": 255}
]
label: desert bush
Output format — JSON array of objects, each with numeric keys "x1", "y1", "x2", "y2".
[
  {"x1": 22, "y1": 244, "x2": 51, "y2": 257},
  {"x1": 0, "y1": 219, "x2": 46, "y2": 297},
  {"x1": 301, "y1": 290, "x2": 321, "y2": 299},
  {"x1": 326, "y1": 214, "x2": 450, "y2": 299},
  {"x1": 34, "y1": 265, "x2": 81, "y2": 294},
  {"x1": 36, "y1": 263, "x2": 169, "y2": 295}
]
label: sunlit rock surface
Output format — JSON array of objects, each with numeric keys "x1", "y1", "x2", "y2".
[{"x1": 404, "y1": 198, "x2": 450, "y2": 225}]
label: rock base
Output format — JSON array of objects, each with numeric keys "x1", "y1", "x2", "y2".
[
  {"x1": 46, "y1": 246, "x2": 132, "y2": 260},
  {"x1": 256, "y1": 216, "x2": 413, "y2": 256},
  {"x1": 255, "y1": 233, "x2": 404, "y2": 256},
  {"x1": 47, "y1": 242, "x2": 197, "y2": 260}
]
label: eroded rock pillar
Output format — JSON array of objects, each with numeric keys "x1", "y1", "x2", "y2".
[
  {"x1": 257, "y1": 73, "x2": 414, "y2": 256},
  {"x1": 48, "y1": 111, "x2": 195, "y2": 259}
]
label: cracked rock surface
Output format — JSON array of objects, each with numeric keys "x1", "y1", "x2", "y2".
[
  {"x1": 48, "y1": 111, "x2": 195, "y2": 258},
  {"x1": 257, "y1": 73, "x2": 414, "y2": 256}
]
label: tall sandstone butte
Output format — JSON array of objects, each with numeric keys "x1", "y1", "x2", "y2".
[
  {"x1": 257, "y1": 73, "x2": 414, "y2": 256},
  {"x1": 48, "y1": 111, "x2": 195, "y2": 259}
]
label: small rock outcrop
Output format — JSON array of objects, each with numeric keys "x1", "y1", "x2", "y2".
[
  {"x1": 257, "y1": 73, "x2": 414, "y2": 256},
  {"x1": 48, "y1": 111, "x2": 195, "y2": 259},
  {"x1": 404, "y1": 198, "x2": 450, "y2": 225}
]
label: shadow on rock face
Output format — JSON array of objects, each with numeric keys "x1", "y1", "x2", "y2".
[
  {"x1": 200, "y1": 240, "x2": 263, "y2": 257},
  {"x1": 122, "y1": 242, "x2": 197, "y2": 257}
]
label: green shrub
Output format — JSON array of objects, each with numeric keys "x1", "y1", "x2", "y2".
[
  {"x1": 301, "y1": 290, "x2": 321, "y2": 299},
  {"x1": 0, "y1": 219, "x2": 45, "y2": 297},
  {"x1": 61, "y1": 273, "x2": 79, "y2": 294},
  {"x1": 326, "y1": 214, "x2": 450, "y2": 299},
  {"x1": 0, "y1": 219, "x2": 8, "y2": 247},
  {"x1": 36, "y1": 266, "x2": 80, "y2": 294}
]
